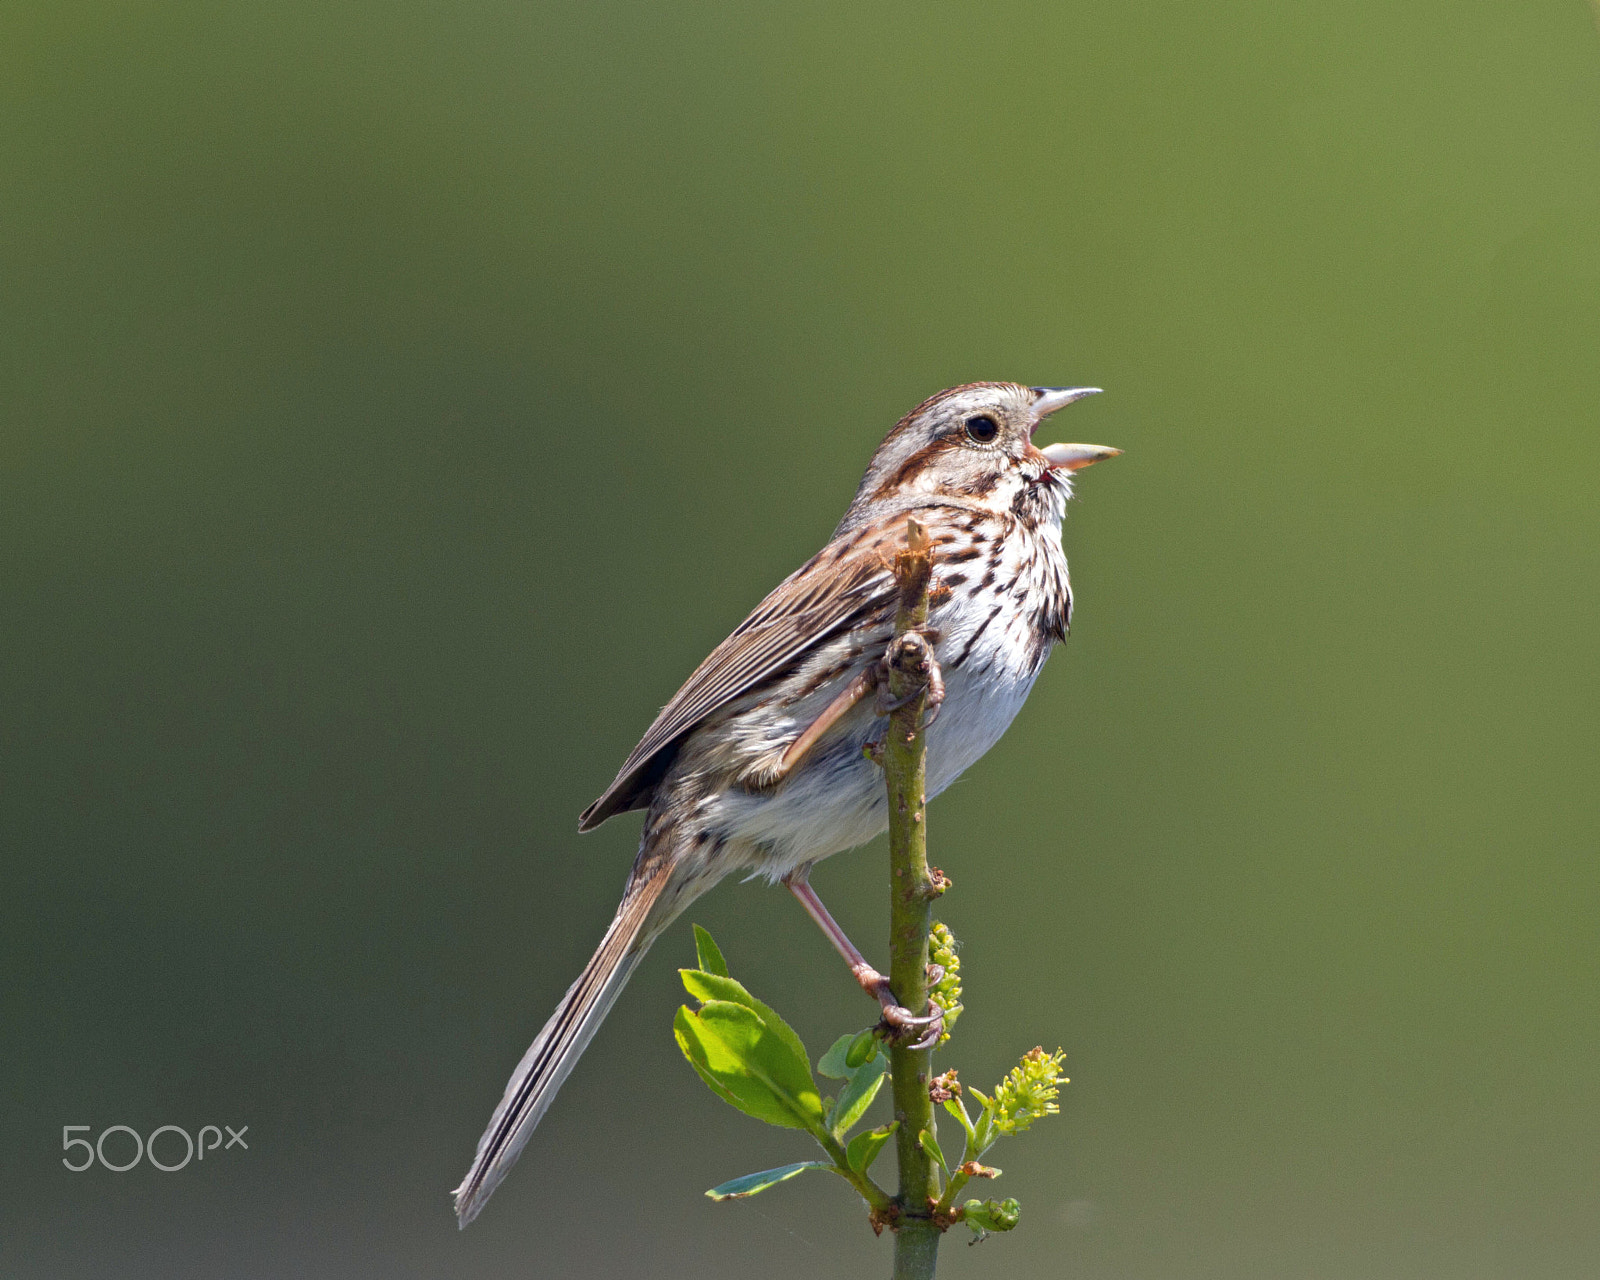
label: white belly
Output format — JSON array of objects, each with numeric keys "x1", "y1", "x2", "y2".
[{"x1": 709, "y1": 603, "x2": 1051, "y2": 882}]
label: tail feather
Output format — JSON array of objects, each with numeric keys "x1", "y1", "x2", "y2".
[{"x1": 453, "y1": 874, "x2": 672, "y2": 1227}]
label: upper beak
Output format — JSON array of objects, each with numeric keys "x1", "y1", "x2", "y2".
[
  {"x1": 1028, "y1": 387, "x2": 1120, "y2": 470},
  {"x1": 1030, "y1": 386, "x2": 1103, "y2": 422}
]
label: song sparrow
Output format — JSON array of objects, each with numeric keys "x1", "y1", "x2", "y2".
[{"x1": 454, "y1": 381, "x2": 1118, "y2": 1226}]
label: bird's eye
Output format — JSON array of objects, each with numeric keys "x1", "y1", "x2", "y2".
[{"x1": 964, "y1": 415, "x2": 1000, "y2": 443}]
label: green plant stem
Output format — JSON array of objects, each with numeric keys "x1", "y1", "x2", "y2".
[
  {"x1": 814, "y1": 1129, "x2": 894, "y2": 1214},
  {"x1": 934, "y1": 1166, "x2": 978, "y2": 1215},
  {"x1": 933, "y1": 1097, "x2": 983, "y2": 1213},
  {"x1": 893, "y1": 1222, "x2": 941, "y2": 1278},
  {"x1": 884, "y1": 518, "x2": 942, "y2": 1280}
]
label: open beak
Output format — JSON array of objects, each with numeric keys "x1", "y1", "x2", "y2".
[{"x1": 1029, "y1": 387, "x2": 1120, "y2": 471}]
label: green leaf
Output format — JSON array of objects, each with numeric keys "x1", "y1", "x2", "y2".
[
  {"x1": 705, "y1": 1161, "x2": 828, "y2": 1201},
  {"x1": 674, "y1": 1004, "x2": 760, "y2": 1116},
  {"x1": 692, "y1": 924, "x2": 729, "y2": 978},
  {"x1": 919, "y1": 1128, "x2": 950, "y2": 1176},
  {"x1": 680, "y1": 970, "x2": 815, "y2": 1089},
  {"x1": 942, "y1": 1096, "x2": 977, "y2": 1144},
  {"x1": 831, "y1": 1054, "x2": 888, "y2": 1139},
  {"x1": 965, "y1": 1086, "x2": 997, "y2": 1154},
  {"x1": 673, "y1": 1000, "x2": 825, "y2": 1131},
  {"x1": 845, "y1": 1121, "x2": 897, "y2": 1173},
  {"x1": 942, "y1": 1110, "x2": 969, "y2": 1171},
  {"x1": 816, "y1": 1034, "x2": 857, "y2": 1081}
]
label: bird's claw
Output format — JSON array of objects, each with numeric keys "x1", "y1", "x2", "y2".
[
  {"x1": 875, "y1": 1000, "x2": 945, "y2": 1049},
  {"x1": 875, "y1": 685, "x2": 921, "y2": 714},
  {"x1": 873, "y1": 666, "x2": 946, "y2": 729},
  {"x1": 880, "y1": 1006, "x2": 945, "y2": 1051},
  {"x1": 857, "y1": 966, "x2": 944, "y2": 1046}
]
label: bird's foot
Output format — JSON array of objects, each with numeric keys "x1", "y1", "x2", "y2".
[
  {"x1": 853, "y1": 963, "x2": 945, "y2": 1050},
  {"x1": 878, "y1": 1002, "x2": 945, "y2": 1051},
  {"x1": 875, "y1": 632, "x2": 946, "y2": 730}
]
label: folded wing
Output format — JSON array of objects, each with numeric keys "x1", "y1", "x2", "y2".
[{"x1": 579, "y1": 525, "x2": 898, "y2": 830}]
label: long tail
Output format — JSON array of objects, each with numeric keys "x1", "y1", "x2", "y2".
[{"x1": 453, "y1": 865, "x2": 683, "y2": 1227}]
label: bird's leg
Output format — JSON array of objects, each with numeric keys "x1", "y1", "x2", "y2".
[
  {"x1": 771, "y1": 668, "x2": 878, "y2": 781},
  {"x1": 783, "y1": 868, "x2": 944, "y2": 1049},
  {"x1": 784, "y1": 869, "x2": 879, "y2": 990}
]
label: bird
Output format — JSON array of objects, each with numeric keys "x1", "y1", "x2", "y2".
[{"x1": 453, "y1": 381, "x2": 1118, "y2": 1226}]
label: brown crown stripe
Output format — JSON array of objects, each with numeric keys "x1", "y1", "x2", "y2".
[{"x1": 870, "y1": 435, "x2": 965, "y2": 500}]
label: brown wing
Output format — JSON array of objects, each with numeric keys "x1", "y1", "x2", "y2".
[{"x1": 578, "y1": 528, "x2": 897, "y2": 831}]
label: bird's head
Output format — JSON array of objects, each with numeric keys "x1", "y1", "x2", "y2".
[{"x1": 836, "y1": 382, "x2": 1119, "y2": 536}]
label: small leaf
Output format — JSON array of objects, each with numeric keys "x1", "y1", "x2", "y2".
[
  {"x1": 673, "y1": 1001, "x2": 825, "y2": 1130},
  {"x1": 845, "y1": 1028, "x2": 879, "y2": 1069},
  {"x1": 919, "y1": 1128, "x2": 949, "y2": 1176},
  {"x1": 816, "y1": 1034, "x2": 856, "y2": 1080},
  {"x1": 845, "y1": 1121, "x2": 897, "y2": 1173},
  {"x1": 705, "y1": 1161, "x2": 828, "y2": 1201},
  {"x1": 965, "y1": 1087, "x2": 996, "y2": 1154},
  {"x1": 831, "y1": 1054, "x2": 888, "y2": 1138},
  {"x1": 943, "y1": 1113, "x2": 969, "y2": 1171},
  {"x1": 692, "y1": 924, "x2": 729, "y2": 978},
  {"x1": 942, "y1": 1096, "x2": 977, "y2": 1143}
]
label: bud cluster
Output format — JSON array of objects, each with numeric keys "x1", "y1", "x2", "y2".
[
  {"x1": 927, "y1": 921, "x2": 963, "y2": 1045},
  {"x1": 982, "y1": 1047, "x2": 1067, "y2": 1137}
]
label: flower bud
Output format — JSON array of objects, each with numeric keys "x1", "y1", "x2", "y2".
[
  {"x1": 962, "y1": 1197, "x2": 1021, "y2": 1234},
  {"x1": 845, "y1": 1028, "x2": 878, "y2": 1070}
]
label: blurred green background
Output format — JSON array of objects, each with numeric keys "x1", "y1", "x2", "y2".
[{"x1": 4, "y1": 1, "x2": 1599, "y2": 1276}]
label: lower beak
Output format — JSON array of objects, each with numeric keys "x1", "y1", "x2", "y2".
[{"x1": 1039, "y1": 442, "x2": 1122, "y2": 472}]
